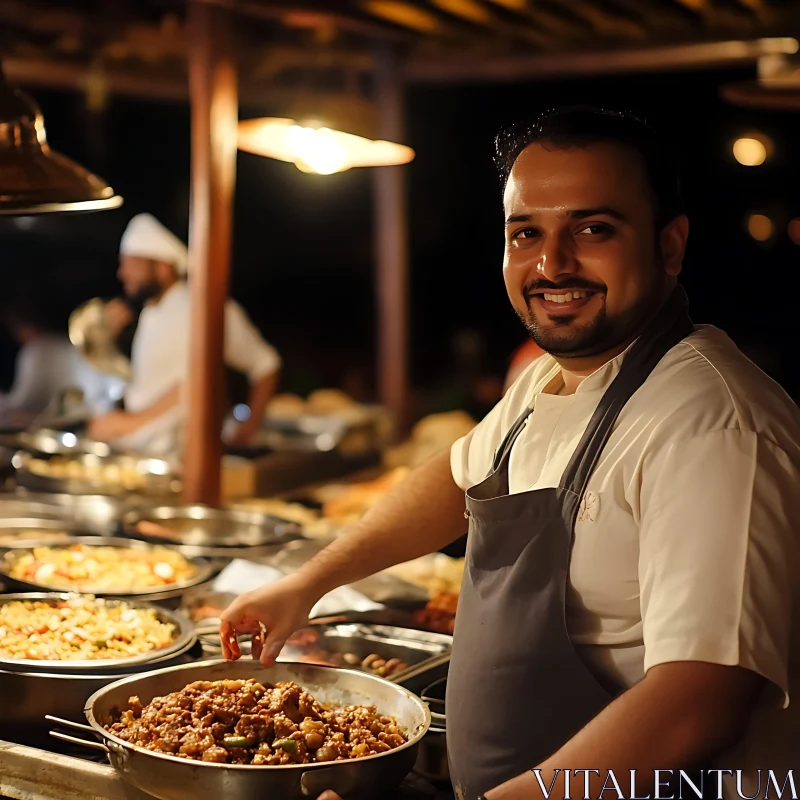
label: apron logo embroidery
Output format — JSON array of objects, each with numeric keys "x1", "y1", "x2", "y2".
[{"x1": 578, "y1": 491, "x2": 599, "y2": 523}]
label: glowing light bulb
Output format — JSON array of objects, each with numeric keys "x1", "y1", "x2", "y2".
[
  {"x1": 788, "y1": 218, "x2": 800, "y2": 246},
  {"x1": 287, "y1": 126, "x2": 349, "y2": 175}
]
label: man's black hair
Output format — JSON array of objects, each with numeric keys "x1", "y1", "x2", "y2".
[{"x1": 494, "y1": 106, "x2": 684, "y2": 229}]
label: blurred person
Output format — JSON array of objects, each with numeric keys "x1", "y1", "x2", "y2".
[
  {"x1": 0, "y1": 301, "x2": 120, "y2": 428},
  {"x1": 220, "y1": 108, "x2": 800, "y2": 800},
  {"x1": 88, "y1": 214, "x2": 281, "y2": 455}
]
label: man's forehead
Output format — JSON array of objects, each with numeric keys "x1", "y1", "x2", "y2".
[{"x1": 503, "y1": 141, "x2": 649, "y2": 212}]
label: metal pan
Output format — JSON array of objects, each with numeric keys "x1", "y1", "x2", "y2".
[
  {"x1": 0, "y1": 593, "x2": 197, "y2": 674},
  {"x1": 122, "y1": 504, "x2": 304, "y2": 550},
  {"x1": 12, "y1": 450, "x2": 180, "y2": 498},
  {"x1": 0, "y1": 491, "x2": 123, "y2": 536},
  {"x1": 0, "y1": 536, "x2": 217, "y2": 598},
  {"x1": 50, "y1": 659, "x2": 430, "y2": 800},
  {"x1": 0, "y1": 517, "x2": 83, "y2": 547},
  {"x1": 0, "y1": 428, "x2": 111, "y2": 458}
]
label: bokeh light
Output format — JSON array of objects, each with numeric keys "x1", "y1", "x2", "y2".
[
  {"x1": 733, "y1": 135, "x2": 771, "y2": 167},
  {"x1": 788, "y1": 218, "x2": 800, "y2": 246},
  {"x1": 746, "y1": 213, "x2": 774, "y2": 242}
]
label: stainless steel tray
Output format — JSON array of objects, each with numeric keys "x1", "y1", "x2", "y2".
[
  {"x1": 121, "y1": 504, "x2": 304, "y2": 551},
  {"x1": 0, "y1": 592, "x2": 197, "y2": 674},
  {"x1": 0, "y1": 429, "x2": 111, "y2": 458},
  {"x1": 0, "y1": 491, "x2": 122, "y2": 536},
  {"x1": 0, "y1": 517, "x2": 83, "y2": 547},
  {"x1": 0, "y1": 536, "x2": 217, "y2": 598},
  {"x1": 11, "y1": 451, "x2": 180, "y2": 498}
]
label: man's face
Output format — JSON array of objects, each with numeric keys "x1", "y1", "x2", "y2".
[
  {"x1": 503, "y1": 141, "x2": 681, "y2": 359},
  {"x1": 117, "y1": 255, "x2": 161, "y2": 303}
]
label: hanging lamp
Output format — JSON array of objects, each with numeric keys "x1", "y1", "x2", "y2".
[
  {"x1": 238, "y1": 94, "x2": 414, "y2": 175},
  {"x1": 0, "y1": 64, "x2": 123, "y2": 214}
]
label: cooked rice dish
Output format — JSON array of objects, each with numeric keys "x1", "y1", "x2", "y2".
[
  {"x1": 107, "y1": 679, "x2": 407, "y2": 765},
  {"x1": 4, "y1": 543, "x2": 197, "y2": 592},
  {"x1": 0, "y1": 596, "x2": 176, "y2": 661}
]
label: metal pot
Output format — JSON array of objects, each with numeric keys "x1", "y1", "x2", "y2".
[
  {"x1": 413, "y1": 676, "x2": 449, "y2": 785},
  {"x1": 51, "y1": 659, "x2": 430, "y2": 800},
  {"x1": 0, "y1": 536, "x2": 217, "y2": 598},
  {"x1": 0, "y1": 641, "x2": 202, "y2": 728}
]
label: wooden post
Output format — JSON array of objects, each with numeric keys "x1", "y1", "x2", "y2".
[
  {"x1": 373, "y1": 46, "x2": 410, "y2": 437},
  {"x1": 183, "y1": 0, "x2": 237, "y2": 505}
]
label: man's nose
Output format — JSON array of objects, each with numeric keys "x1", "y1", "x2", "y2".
[{"x1": 536, "y1": 235, "x2": 577, "y2": 282}]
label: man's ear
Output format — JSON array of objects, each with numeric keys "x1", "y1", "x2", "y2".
[{"x1": 660, "y1": 214, "x2": 688, "y2": 277}]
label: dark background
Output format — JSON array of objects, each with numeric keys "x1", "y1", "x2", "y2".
[{"x1": 2, "y1": 65, "x2": 798, "y2": 417}]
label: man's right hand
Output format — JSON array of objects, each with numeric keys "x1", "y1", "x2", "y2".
[{"x1": 219, "y1": 574, "x2": 321, "y2": 666}]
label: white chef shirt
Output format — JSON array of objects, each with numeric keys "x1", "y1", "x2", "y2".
[
  {"x1": 451, "y1": 325, "x2": 800, "y2": 791},
  {"x1": 119, "y1": 282, "x2": 280, "y2": 455}
]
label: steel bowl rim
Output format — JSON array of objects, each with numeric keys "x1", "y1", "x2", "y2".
[
  {"x1": 0, "y1": 536, "x2": 216, "y2": 597},
  {"x1": 0, "y1": 591, "x2": 197, "y2": 672},
  {"x1": 121, "y1": 504, "x2": 304, "y2": 547},
  {"x1": 84, "y1": 658, "x2": 431, "y2": 771}
]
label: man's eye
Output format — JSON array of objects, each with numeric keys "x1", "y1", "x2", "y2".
[
  {"x1": 577, "y1": 224, "x2": 611, "y2": 236},
  {"x1": 511, "y1": 228, "x2": 539, "y2": 240}
]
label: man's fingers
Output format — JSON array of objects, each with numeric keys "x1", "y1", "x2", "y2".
[
  {"x1": 259, "y1": 629, "x2": 287, "y2": 667},
  {"x1": 219, "y1": 621, "x2": 241, "y2": 661},
  {"x1": 250, "y1": 626, "x2": 264, "y2": 662}
]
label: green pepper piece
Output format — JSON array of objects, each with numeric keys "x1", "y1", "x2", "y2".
[
  {"x1": 223, "y1": 736, "x2": 248, "y2": 748},
  {"x1": 273, "y1": 738, "x2": 298, "y2": 754}
]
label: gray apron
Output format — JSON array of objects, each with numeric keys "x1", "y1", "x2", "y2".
[{"x1": 446, "y1": 288, "x2": 695, "y2": 799}]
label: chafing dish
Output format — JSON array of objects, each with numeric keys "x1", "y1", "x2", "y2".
[
  {"x1": 121, "y1": 504, "x2": 303, "y2": 551},
  {"x1": 11, "y1": 450, "x2": 180, "y2": 497},
  {"x1": 0, "y1": 536, "x2": 216, "y2": 598},
  {"x1": 0, "y1": 491, "x2": 122, "y2": 535},
  {"x1": 0, "y1": 517, "x2": 81, "y2": 547},
  {"x1": 0, "y1": 593, "x2": 197, "y2": 674},
  {"x1": 0, "y1": 429, "x2": 111, "y2": 458},
  {"x1": 50, "y1": 659, "x2": 429, "y2": 800}
]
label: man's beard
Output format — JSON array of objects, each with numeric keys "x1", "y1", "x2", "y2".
[
  {"x1": 518, "y1": 276, "x2": 668, "y2": 359},
  {"x1": 127, "y1": 280, "x2": 161, "y2": 307}
]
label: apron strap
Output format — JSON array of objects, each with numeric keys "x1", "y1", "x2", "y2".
[
  {"x1": 490, "y1": 405, "x2": 534, "y2": 476},
  {"x1": 558, "y1": 286, "x2": 695, "y2": 533}
]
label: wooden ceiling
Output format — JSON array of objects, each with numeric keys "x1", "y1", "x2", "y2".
[{"x1": 1, "y1": 0, "x2": 799, "y2": 101}]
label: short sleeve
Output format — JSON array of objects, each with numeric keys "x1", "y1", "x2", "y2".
[
  {"x1": 224, "y1": 300, "x2": 281, "y2": 381},
  {"x1": 639, "y1": 429, "x2": 796, "y2": 706}
]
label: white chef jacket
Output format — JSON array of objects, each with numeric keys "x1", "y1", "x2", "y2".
[
  {"x1": 451, "y1": 325, "x2": 800, "y2": 794},
  {"x1": 118, "y1": 282, "x2": 280, "y2": 456},
  {"x1": 0, "y1": 335, "x2": 121, "y2": 425}
]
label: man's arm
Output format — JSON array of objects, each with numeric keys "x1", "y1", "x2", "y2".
[
  {"x1": 225, "y1": 369, "x2": 279, "y2": 446},
  {"x1": 220, "y1": 450, "x2": 467, "y2": 662},
  {"x1": 88, "y1": 385, "x2": 181, "y2": 440},
  {"x1": 486, "y1": 661, "x2": 763, "y2": 799}
]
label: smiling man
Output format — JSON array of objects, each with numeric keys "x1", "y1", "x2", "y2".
[{"x1": 220, "y1": 108, "x2": 800, "y2": 800}]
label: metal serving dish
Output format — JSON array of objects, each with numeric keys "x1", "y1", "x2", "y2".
[
  {"x1": 0, "y1": 536, "x2": 216, "y2": 598},
  {"x1": 0, "y1": 593, "x2": 197, "y2": 674},
  {"x1": 122, "y1": 504, "x2": 303, "y2": 550},
  {"x1": 0, "y1": 428, "x2": 111, "y2": 458},
  {"x1": 50, "y1": 659, "x2": 430, "y2": 800},
  {"x1": 0, "y1": 517, "x2": 82, "y2": 547},
  {"x1": 0, "y1": 491, "x2": 123, "y2": 536},
  {"x1": 0, "y1": 642, "x2": 203, "y2": 728},
  {"x1": 11, "y1": 450, "x2": 180, "y2": 498}
]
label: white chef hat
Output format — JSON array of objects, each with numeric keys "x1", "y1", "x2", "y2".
[{"x1": 119, "y1": 213, "x2": 189, "y2": 275}]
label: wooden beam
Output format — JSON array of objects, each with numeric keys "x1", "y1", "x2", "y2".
[
  {"x1": 406, "y1": 35, "x2": 800, "y2": 81},
  {"x1": 183, "y1": 0, "x2": 238, "y2": 505},
  {"x1": 373, "y1": 45, "x2": 411, "y2": 438}
]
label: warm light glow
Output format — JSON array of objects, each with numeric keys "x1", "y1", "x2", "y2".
[
  {"x1": 746, "y1": 213, "x2": 774, "y2": 242},
  {"x1": 238, "y1": 118, "x2": 415, "y2": 175},
  {"x1": 432, "y1": 0, "x2": 490, "y2": 24},
  {"x1": 733, "y1": 134, "x2": 771, "y2": 166},
  {"x1": 788, "y1": 217, "x2": 800, "y2": 246}
]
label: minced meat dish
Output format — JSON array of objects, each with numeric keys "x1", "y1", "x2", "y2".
[{"x1": 106, "y1": 679, "x2": 407, "y2": 765}]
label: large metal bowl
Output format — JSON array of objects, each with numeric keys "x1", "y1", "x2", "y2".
[
  {"x1": 0, "y1": 516, "x2": 83, "y2": 547},
  {"x1": 0, "y1": 536, "x2": 217, "y2": 598},
  {"x1": 0, "y1": 491, "x2": 123, "y2": 535},
  {"x1": 0, "y1": 429, "x2": 111, "y2": 458},
  {"x1": 12, "y1": 450, "x2": 180, "y2": 498},
  {"x1": 78, "y1": 659, "x2": 430, "y2": 800},
  {"x1": 0, "y1": 593, "x2": 197, "y2": 674},
  {"x1": 122, "y1": 504, "x2": 304, "y2": 550}
]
